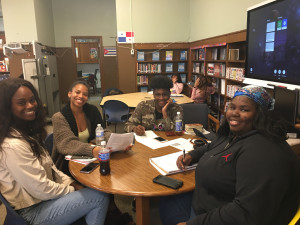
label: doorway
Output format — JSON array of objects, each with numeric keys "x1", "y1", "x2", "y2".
[{"x1": 71, "y1": 36, "x2": 104, "y2": 95}]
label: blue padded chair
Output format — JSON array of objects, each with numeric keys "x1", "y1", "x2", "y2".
[
  {"x1": 45, "y1": 133, "x2": 54, "y2": 155},
  {"x1": 180, "y1": 103, "x2": 209, "y2": 129},
  {"x1": 0, "y1": 192, "x2": 27, "y2": 225},
  {"x1": 103, "y1": 100, "x2": 129, "y2": 132}
]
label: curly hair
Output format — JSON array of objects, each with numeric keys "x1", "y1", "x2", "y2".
[
  {"x1": 0, "y1": 78, "x2": 47, "y2": 159},
  {"x1": 217, "y1": 104, "x2": 288, "y2": 141},
  {"x1": 196, "y1": 76, "x2": 213, "y2": 89},
  {"x1": 150, "y1": 76, "x2": 173, "y2": 90}
]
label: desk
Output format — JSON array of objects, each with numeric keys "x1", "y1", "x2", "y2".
[
  {"x1": 100, "y1": 92, "x2": 193, "y2": 108},
  {"x1": 69, "y1": 132, "x2": 195, "y2": 225}
]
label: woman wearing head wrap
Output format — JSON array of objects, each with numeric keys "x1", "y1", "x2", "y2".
[{"x1": 160, "y1": 85, "x2": 300, "y2": 225}]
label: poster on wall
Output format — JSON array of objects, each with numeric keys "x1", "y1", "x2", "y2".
[
  {"x1": 118, "y1": 32, "x2": 134, "y2": 43},
  {"x1": 90, "y1": 48, "x2": 98, "y2": 59}
]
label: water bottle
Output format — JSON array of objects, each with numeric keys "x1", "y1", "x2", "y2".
[
  {"x1": 95, "y1": 124, "x2": 104, "y2": 146},
  {"x1": 98, "y1": 141, "x2": 110, "y2": 175},
  {"x1": 175, "y1": 111, "x2": 183, "y2": 136}
]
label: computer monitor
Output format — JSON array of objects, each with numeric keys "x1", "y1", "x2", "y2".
[{"x1": 274, "y1": 86, "x2": 299, "y2": 126}]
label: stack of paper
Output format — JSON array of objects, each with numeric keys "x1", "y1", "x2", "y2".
[{"x1": 150, "y1": 151, "x2": 197, "y2": 175}]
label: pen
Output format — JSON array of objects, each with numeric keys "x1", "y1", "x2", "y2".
[{"x1": 183, "y1": 149, "x2": 185, "y2": 159}]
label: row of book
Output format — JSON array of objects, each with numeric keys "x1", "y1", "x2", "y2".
[
  {"x1": 207, "y1": 63, "x2": 226, "y2": 77},
  {"x1": 210, "y1": 47, "x2": 226, "y2": 61},
  {"x1": 137, "y1": 75, "x2": 149, "y2": 85},
  {"x1": 137, "y1": 50, "x2": 188, "y2": 61},
  {"x1": 193, "y1": 48, "x2": 205, "y2": 61},
  {"x1": 192, "y1": 62, "x2": 205, "y2": 74},
  {"x1": 226, "y1": 67, "x2": 245, "y2": 81},
  {"x1": 137, "y1": 63, "x2": 162, "y2": 73},
  {"x1": 226, "y1": 85, "x2": 242, "y2": 98}
]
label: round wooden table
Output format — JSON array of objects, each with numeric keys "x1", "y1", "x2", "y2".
[{"x1": 69, "y1": 132, "x2": 195, "y2": 225}]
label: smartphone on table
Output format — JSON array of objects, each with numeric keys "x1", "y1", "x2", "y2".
[
  {"x1": 154, "y1": 136, "x2": 167, "y2": 142},
  {"x1": 80, "y1": 162, "x2": 99, "y2": 173}
]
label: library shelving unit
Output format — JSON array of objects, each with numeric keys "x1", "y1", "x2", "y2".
[
  {"x1": 189, "y1": 31, "x2": 247, "y2": 132},
  {"x1": 134, "y1": 43, "x2": 189, "y2": 92}
]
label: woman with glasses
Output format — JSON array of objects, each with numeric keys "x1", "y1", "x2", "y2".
[{"x1": 124, "y1": 76, "x2": 183, "y2": 136}]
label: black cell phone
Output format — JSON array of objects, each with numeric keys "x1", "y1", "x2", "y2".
[
  {"x1": 152, "y1": 175, "x2": 183, "y2": 189},
  {"x1": 154, "y1": 136, "x2": 167, "y2": 142},
  {"x1": 80, "y1": 162, "x2": 99, "y2": 173}
]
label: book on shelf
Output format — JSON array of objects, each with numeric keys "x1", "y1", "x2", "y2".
[
  {"x1": 152, "y1": 51, "x2": 160, "y2": 61},
  {"x1": 193, "y1": 62, "x2": 200, "y2": 73},
  {"x1": 228, "y1": 49, "x2": 239, "y2": 61},
  {"x1": 221, "y1": 79, "x2": 226, "y2": 95},
  {"x1": 149, "y1": 151, "x2": 197, "y2": 175},
  {"x1": 180, "y1": 74, "x2": 187, "y2": 83},
  {"x1": 137, "y1": 75, "x2": 148, "y2": 85},
  {"x1": 137, "y1": 51, "x2": 144, "y2": 61},
  {"x1": 165, "y1": 63, "x2": 173, "y2": 72},
  {"x1": 207, "y1": 63, "x2": 214, "y2": 76},
  {"x1": 178, "y1": 63, "x2": 185, "y2": 72},
  {"x1": 226, "y1": 85, "x2": 242, "y2": 98},
  {"x1": 200, "y1": 63, "x2": 205, "y2": 74},
  {"x1": 180, "y1": 50, "x2": 187, "y2": 60},
  {"x1": 198, "y1": 48, "x2": 205, "y2": 60},
  {"x1": 165, "y1": 51, "x2": 173, "y2": 61},
  {"x1": 214, "y1": 63, "x2": 226, "y2": 77},
  {"x1": 211, "y1": 48, "x2": 218, "y2": 60},
  {"x1": 140, "y1": 86, "x2": 148, "y2": 92},
  {"x1": 220, "y1": 47, "x2": 226, "y2": 60},
  {"x1": 226, "y1": 67, "x2": 245, "y2": 81}
]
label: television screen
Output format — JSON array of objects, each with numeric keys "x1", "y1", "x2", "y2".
[
  {"x1": 246, "y1": 0, "x2": 300, "y2": 85},
  {"x1": 274, "y1": 86, "x2": 299, "y2": 125}
]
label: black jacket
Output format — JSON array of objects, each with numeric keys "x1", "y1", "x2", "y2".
[{"x1": 188, "y1": 130, "x2": 300, "y2": 225}]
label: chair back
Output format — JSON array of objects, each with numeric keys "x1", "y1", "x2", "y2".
[
  {"x1": 45, "y1": 133, "x2": 54, "y2": 155},
  {"x1": 180, "y1": 103, "x2": 209, "y2": 129},
  {"x1": 289, "y1": 203, "x2": 300, "y2": 225},
  {"x1": 103, "y1": 100, "x2": 129, "y2": 124},
  {"x1": 0, "y1": 192, "x2": 27, "y2": 225}
]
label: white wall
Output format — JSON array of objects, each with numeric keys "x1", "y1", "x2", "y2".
[
  {"x1": 116, "y1": 0, "x2": 190, "y2": 43},
  {"x1": 34, "y1": 0, "x2": 55, "y2": 47},
  {"x1": 189, "y1": 0, "x2": 265, "y2": 42},
  {"x1": 2, "y1": 0, "x2": 38, "y2": 43},
  {"x1": 52, "y1": 0, "x2": 117, "y2": 47}
]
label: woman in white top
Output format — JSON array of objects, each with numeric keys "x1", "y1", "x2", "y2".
[{"x1": 0, "y1": 78, "x2": 109, "y2": 225}]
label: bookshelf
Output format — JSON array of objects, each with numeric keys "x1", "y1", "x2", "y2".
[
  {"x1": 189, "y1": 33, "x2": 247, "y2": 132},
  {"x1": 135, "y1": 44, "x2": 189, "y2": 92}
]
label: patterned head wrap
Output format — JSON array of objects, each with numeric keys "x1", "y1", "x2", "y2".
[{"x1": 233, "y1": 85, "x2": 274, "y2": 110}]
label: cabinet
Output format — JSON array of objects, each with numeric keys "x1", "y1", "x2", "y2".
[
  {"x1": 190, "y1": 41, "x2": 246, "y2": 132},
  {"x1": 135, "y1": 48, "x2": 189, "y2": 92}
]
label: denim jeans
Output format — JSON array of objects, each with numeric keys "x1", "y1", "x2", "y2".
[
  {"x1": 159, "y1": 191, "x2": 195, "y2": 225},
  {"x1": 18, "y1": 188, "x2": 109, "y2": 225}
]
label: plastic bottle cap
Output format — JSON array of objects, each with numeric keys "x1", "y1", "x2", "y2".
[
  {"x1": 177, "y1": 112, "x2": 180, "y2": 115},
  {"x1": 100, "y1": 141, "x2": 106, "y2": 146}
]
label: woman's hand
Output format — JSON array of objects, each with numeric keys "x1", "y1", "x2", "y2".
[
  {"x1": 133, "y1": 125, "x2": 146, "y2": 136},
  {"x1": 92, "y1": 146, "x2": 101, "y2": 158},
  {"x1": 194, "y1": 77, "x2": 200, "y2": 87},
  {"x1": 176, "y1": 153, "x2": 192, "y2": 170},
  {"x1": 162, "y1": 99, "x2": 172, "y2": 118},
  {"x1": 70, "y1": 181, "x2": 85, "y2": 190},
  {"x1": 123, "y1": 144, "x2": 133, "y2": 152}
]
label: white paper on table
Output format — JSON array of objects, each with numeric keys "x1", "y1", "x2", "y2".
[
  {"x1": 134, "y1": 130, "x2": 171, "y2": 149},
  {"x1": 65, "y1": 155, "x2": 97, "y2": 165},
  {"x1": 167, "y1": 138, "x2": 194, "y2": 152},
  {"x1": 106, "y1": 133, "x2": 134, "y2": 152}
]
